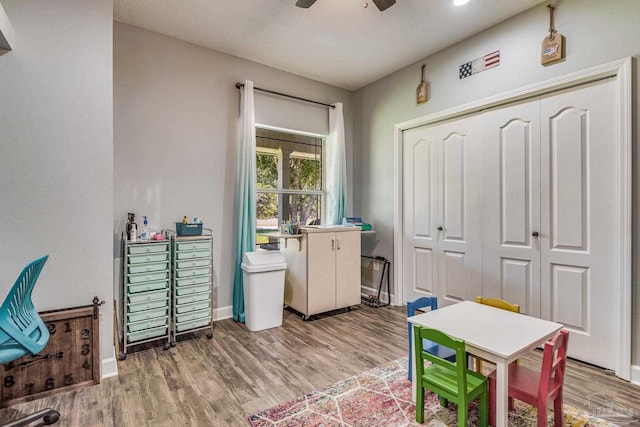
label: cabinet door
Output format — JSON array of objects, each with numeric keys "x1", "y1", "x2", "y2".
[
  {"x1": 335, "y1": 230, "x2": 361, "y2": 308},
  {"x1": 307, "y1": 232, "x2": 337, "y2": 315}
]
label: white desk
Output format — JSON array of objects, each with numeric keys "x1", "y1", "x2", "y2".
[{"x1": 408, "y1": 301, "x2": 562, "y2": 427}]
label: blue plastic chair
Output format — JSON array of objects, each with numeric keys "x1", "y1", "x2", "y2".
[
  {"x1": 0, "y1": 255, "x2": 60, "y2": 425},
  {"x1": 407, "y1": 296, "x2": 456, "y2": 382}
]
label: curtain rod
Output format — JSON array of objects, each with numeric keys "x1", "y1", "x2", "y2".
[{"x1": 235, "y1": 82, "x2": 335, "y2": 109}]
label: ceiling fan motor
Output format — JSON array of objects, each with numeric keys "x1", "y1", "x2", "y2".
[{"x1": 295, "y1": 0, "x2": 396, "y2": 12}]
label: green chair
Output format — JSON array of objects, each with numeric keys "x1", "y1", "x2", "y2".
[{"x1": 413, "y1": 326, "x2": 488, "y2": 426}]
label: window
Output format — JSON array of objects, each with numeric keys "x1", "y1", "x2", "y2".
[{"x1": 256, "y1": 128, "x2": 324, "y2": 249}]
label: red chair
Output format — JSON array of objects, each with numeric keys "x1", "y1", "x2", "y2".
[{"x1": 488, "y1": 330, "x2": 569, "y2": 427}]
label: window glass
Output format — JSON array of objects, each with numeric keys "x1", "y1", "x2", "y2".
[{"x1": 255, "y1": 128, "x2": 324, "y2": 250}]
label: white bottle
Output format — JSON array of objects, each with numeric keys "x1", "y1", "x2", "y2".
[{"x1": 141, "y1": 216, "x2": 149, "y2": 241}]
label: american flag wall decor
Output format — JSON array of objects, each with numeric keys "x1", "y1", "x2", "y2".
[{"x1": 459, "y1": 50, "x2": 500, "y2": 79}]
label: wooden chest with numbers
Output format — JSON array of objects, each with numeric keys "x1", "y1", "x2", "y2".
[{"x1": 0, "y1": 304, "x2": 100, "y2": 406}]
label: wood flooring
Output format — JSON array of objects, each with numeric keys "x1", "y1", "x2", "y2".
[{"x1": 0, "y1": 305, "x2": 638, "y2": 426}]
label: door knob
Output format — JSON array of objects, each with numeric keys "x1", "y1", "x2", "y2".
[
  {"x1": 437, "y1": 226, "x2": 443, "y2": 231},
  {"x1": 532, "y1": 231, "x2": 539, "y2": 237}
]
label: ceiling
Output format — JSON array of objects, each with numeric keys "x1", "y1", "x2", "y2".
[{"x1": 114, "y1": 0, "x2": 546, "y2": 91}]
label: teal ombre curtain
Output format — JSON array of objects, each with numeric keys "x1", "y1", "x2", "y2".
[
  {"x1": 232, "y1": 80, "x2": 256, "y2": 323},
  {"x1": 324, "y1": 102, "x2": 347, "y2": 225}
]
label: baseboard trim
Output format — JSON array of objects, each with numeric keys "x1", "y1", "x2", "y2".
[
  {"x1": 212, "y1": 305, "x2": 233, "y2": 321},
  {"x1": 101, "y1": 355, "x2": 118, "y2": 380},
  {"x1": 630, "y1": 364, "x2": 640, "y2": 386}
]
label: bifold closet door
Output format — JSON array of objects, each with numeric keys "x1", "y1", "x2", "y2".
[
  {"x1": 539, "y1": 79, "x2": 619, "y2": 370},
  {"x1": 481, "y1": 78, "x2": 620, "y2": 370},
  {"x1": 480, "y1": 100, "x2": 542, "y2": 317},
  {"x1": 402, "y1": 117, "x2": 483, "y2": 306}
]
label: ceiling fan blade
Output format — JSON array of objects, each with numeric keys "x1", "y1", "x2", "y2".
[
  {"x1": 295, "y1": 0, "x2": 317, "y2": 8},
  {"x1": 371, "y1": 0, "x2": 396, "y2": 11}
]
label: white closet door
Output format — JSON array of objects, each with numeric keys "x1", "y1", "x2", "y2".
[
  {"x1": 481, "y1": 100, "x2": 541, "y2": 316},
  {"x1": 437, "y1": 116, "x2": 484, "y2": 306},
  {"x1": 402, "y1": 125, "x2": 439, "y2": 304},
  {"x1": 539, "y1": 79, "x2": 619, "y2": 369},
  {"x1": 401, "y1": 117, "x2": 483, "y2": 306}
]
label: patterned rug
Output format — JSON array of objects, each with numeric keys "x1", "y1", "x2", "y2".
[{"x1": 247, "y1": 357, "x2": 617, "y2": 427}]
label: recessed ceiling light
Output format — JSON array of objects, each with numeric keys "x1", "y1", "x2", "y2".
[{"x1": 453, "y1": 0, "x2": 470, "y2": 6}]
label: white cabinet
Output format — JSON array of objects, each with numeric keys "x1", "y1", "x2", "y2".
[{"x1": 281, "y1": 227, "x2": 360, "y2": 319}]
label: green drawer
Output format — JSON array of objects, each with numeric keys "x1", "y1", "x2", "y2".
[
  {"x1": 127, "y1": 316, "x2": 168, "y2": 333},
  {"x1": 128, "y1": 288, "x2": 168, "y2": 304},
  {"x1": 127, "y1": 325, "x2": 167, "y2": 342},
  {"x1": 128, "y1": 261, "x2": 168, "y2": 274},
  {"x1": 127, "y1": 298, "x2": 168, "y2": 313},
  {"x1": 175, "y1": 267, "x2": 210, "y2": 278},
  {"x1": 175, "y1": 283, "x2": 210, "y2": 296},
  {"x1": 128, "y1": 271, "x2": 167, "y2": 284},
  {"x1": 176, "y1": 291, "x2": 211, "y2": 306},
  {"x1": 176, "y1": 275, "x2": 210, "y2": 287},
  {"x1": 128, "y1": 242, "x2": 169, "y2": 255},
  {"x1": 176, "y1": 250, "x2": 210, "y2": 260},
  {"x1": 176, "y1": 300, "x2": 210, "y2": 314},
  {"x1": 127, "y1": 279, "x2": 168, "y2": 294},
  {"x1": 128, "y1": 253, "x2": 168, "y2": 264},
  {"x1": 127, "y1": 307, "x2": 167, "y2": 323},
  {"x1": 176, "y1": 308, "x2": 210, "y2": 324},
  {"x1": 176, "y1": 241, "x2": 210, "y2": 251},
  {"x1": 176, "y1": 317, "x2": 210, "y2": 332},
  {"x1": 176, "y1": 258, "x2": 210, "y2": 269}
]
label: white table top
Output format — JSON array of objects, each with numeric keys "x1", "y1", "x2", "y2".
[{"x1": 408, "y1": 300, "x2": 563, "y2": 359}]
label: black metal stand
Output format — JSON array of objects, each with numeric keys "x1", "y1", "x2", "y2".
[{"x1": 361, "y1": 255, "x2": 391, "y2": 308}]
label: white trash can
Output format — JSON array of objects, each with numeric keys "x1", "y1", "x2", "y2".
[{"x1": 241, "y1": 251, "x2": 287, "y2": 331}]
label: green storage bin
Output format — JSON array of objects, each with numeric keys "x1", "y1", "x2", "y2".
[
  {"x1": 176, "y1": 258, "x2": 210, "y2": 269},
  {"x1": 176, "y1": 300, "x2": 210, "y2": 314},
  {"x1": 127, "y1": 316, "x2": 168, "y2": 333},
  {"x1": 127, "y1": 297, "x2": 168, "y2": 313},
  {"x1": 127, "y1": 279, "x2": 168, "y2": 294},
  {"x1": 175, "y1": 223, "x2": 202, "y2": 236},
  {"x1": 176, "y1": 250, "x2": 210, "y2": 260},
  {"x1": 128, "y1": 242, "x2": 169, "y2": 254},
  {"x1": 176, "y1": 291, "x2": 210, "y2": 305},
  {"x1": 175, "y1": 283, "x2": 210, "y2": 296},
  {"x1": 176, "y1": 317, "x2": 210, "y2": 332},
  {"x1": 175, "y1": 267, "x2": 210, "y2": 278},
  {"x1": 176, "y1": 275, "x2": 210, "y2": 287},
  {"x1": 128, "y1": 261, "x2": 168, "y2": 274},
  {"x1": 176, "y1": 240, "x2": 210, "y2": 251},
  {"x1": 128, "y1": 253, "x2": 168, "y2": 264},
  {"x1": 127, "y1": 307, "x2": 168, "y2": 323},
  {"x1": 127, "y1": 325, "x2": 167, "y2": 342}
]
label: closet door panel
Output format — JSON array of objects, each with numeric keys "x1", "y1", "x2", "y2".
[
  {"x1": 438, "y1": 117, "x2": 483, "y2": 305},
  {"x1": 549, "y1": 108, "x2": 588, "y2": 250},
  {"x1": 481, "y1": 101, "x2": 541, "y2": 316},
  {"x1": 540, "y1": 79, "x2": 618, "y2": 370},
  {"x1": 402, "y1": 126, "x2": 439, "y2": 302}
]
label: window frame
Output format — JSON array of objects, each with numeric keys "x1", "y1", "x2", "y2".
[{"x1": 255, "y1": 126, "x2": 326, "y2": 237}]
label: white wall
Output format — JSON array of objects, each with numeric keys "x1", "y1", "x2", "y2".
[
  {"x1": 0, "y1": 0, "x2": 114, "y2": 373},
  {"x1": 113, "y1": 22, "x2": 354, "y2": 319},
  {"x1": 353, "y1": 0, "x2": 640, "y2": 368}
]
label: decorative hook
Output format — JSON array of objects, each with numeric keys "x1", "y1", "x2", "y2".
[{"x1": 547, "y1": 5, "x2": 556, "y2": 40}]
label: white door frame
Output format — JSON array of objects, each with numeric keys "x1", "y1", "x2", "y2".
[{"x1": 393, "y1": 57, "x2": 632, "y2": 380}]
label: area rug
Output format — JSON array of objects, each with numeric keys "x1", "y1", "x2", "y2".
[{"x1": 247, "y1": 357, "x2": 616, "y2": 427}]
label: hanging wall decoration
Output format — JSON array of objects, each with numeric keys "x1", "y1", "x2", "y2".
[
  {"x1": 416, "y1": 64, "x2": 429, "y2": 104},
  {"x1": 541, "y1": 4, "x2": 565, "y2": 65},
  {"x1": 459, "y1": 50, "x2": 500, "y2": 79}
]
